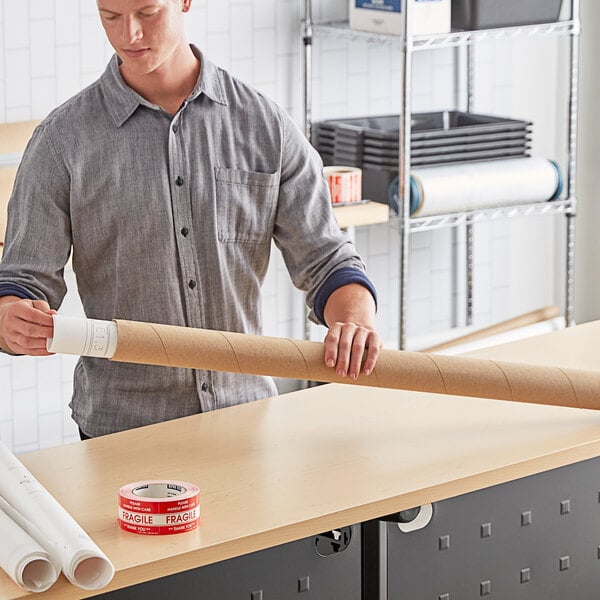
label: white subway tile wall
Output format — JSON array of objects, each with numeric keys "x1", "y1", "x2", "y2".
[{"x1": 0, "y1": 0, "x2": 566, "y2": 453}]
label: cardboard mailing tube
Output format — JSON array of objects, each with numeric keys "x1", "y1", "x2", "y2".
[{"x1": 110, "y1": 319, "x2": 600, "y2": 410}]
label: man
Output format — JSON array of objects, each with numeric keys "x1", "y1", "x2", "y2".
[{"x1": 0, "y1": 0, "x2": 381, "y2": 437}]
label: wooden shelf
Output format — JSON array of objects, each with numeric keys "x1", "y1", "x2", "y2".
[
  {"x1": 0, "y1": 120, "x2": 39, "y2": 156},
  {"x1": 0, "y1": 121, "x2": 40, "y2": 244},
  {"x1": 0, "y1": 166, "x2": 17, "y2": 244},
  {"x1": 333, "y1": 201, "x2": 390, "y2": 229}
]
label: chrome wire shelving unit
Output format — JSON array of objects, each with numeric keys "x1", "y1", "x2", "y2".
[
  {"x1": 302, "y1": 1, "x2": 580, "y2": 350},
  {"x1": 311, "y1": 18, "x2": 578, "y2": 49},
  {"x1": 410, "y1": 199, "x2": 575, "y2": 233}
]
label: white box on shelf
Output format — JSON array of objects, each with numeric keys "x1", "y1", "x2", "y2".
[{"x1": 349, "y1": 0, "x2": 450, "y2": 36}]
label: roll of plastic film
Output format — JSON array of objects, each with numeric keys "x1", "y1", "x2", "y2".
[
  {"x1": 323, "y1": 166, "x2": 362, "y2": 205},
  {"x1": 118, "y1": 481, "x2": 200, "y2": 535},
  {"x1": 388, "y1": 175, "x2": 423, "y2": 215},
  {"x1": 409, "y1": 157, "x2": 562, "y2": 217}
]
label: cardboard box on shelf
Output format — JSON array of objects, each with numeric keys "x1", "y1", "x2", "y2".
[{"x1": 349, "y1": 0, "x2": 450, "y2": 37}]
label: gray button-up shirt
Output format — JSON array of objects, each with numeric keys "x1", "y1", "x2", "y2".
[{"x1": 0, "y1": 49, "x2": 367, "y2": 436}]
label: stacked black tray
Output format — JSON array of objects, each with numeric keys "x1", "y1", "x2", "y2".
[
  {"x1": 312, "y1": 111, "x2": 532, "y2": 210},
  {"x1": 451, "y1": 0, "x2": 563, "y2": 31}
]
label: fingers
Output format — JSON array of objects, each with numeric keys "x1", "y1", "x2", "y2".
[
  {"x1": 324, "y1": 322, "x2": 382, "y2": 380},
  {"x1": 0, "y1": 299, "x2": 56, "y2": 356}
]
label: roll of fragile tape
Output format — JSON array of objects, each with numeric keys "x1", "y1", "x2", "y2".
[
  {"x1": 118, "y1": 507, "x2": 200, "y2": 535},
  {"x1": 323, "y1": 166, "x2": 362, "y2": 205},
  {"x1": 118, "y1": 480, "x2": 200, "y2": 535}
]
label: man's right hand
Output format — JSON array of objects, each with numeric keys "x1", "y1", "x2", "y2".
[{"x1": 0, "y1": 296, "x2": 56, "y2": 356}]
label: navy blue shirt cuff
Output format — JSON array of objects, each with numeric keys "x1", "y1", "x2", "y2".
[
  {"x1": 0, "y1": 283, "x2": 36, "y2": 300},
  {"x1": 313, "y1": 267, "x2": 378, "y2": 325}
]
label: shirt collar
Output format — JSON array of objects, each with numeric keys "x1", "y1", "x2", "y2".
[
  {"x1": 100, "y1": 45, "x2": 228, "y2": 128},
  {"x1": 189, "y1": 46, "x2": 228, "y2": 106}
]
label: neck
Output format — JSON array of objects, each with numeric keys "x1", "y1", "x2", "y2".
[{"x1": 120, "y1": 44, "x2": 201, "y2": 115}]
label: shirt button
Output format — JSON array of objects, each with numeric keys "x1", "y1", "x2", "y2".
[
  {"x1": 180, "y1": 227, "x2": 189, "y2": 237},
  {"x1": 175, "y1": 176, "x2": 184, "y2": 186},
  {"x1": 201, "y1": 382, "x2": 208, "y2": 392},
  {"x1": 188, "y1": 279, "x2": 196, "y2": 289},
  {"x1": 172, "y1": 124, "x2": 178, "y2": 133}
]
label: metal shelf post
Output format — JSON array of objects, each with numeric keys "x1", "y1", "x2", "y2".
[
  {"x1": 398, "y1": 1, "x2": 414, "y2": 350},
  {"x1": 565, "y1": 0, "x2": 580, "y2": 326}
]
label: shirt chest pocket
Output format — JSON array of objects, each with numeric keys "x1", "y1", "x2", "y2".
[{"x1": 215, "y1": 167, "x2": 280, "y2": 244}]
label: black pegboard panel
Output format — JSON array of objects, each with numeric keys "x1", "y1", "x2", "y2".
[
  {"x1": 95, "y1": 525, "x2": 360, "y2": 599},
  {"x1": 385, "y1": 456, "x2": 600, "y2": 599}
]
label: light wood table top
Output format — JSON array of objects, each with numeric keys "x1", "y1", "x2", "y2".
[
  {"x1": 0, "y1": 121, "x2": 39, "y2": 156},
  {"x1": 465, "y1": 319, "x2": 600, "y2": 371},
  {"x1": 2, "y1": 321, "x2": 600, "y2": 598}
]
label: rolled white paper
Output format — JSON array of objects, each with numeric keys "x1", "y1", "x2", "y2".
[
  {"x1": 0, "y1": 496, "x2": 60, "y2": 567},
  {"x1": 0, "y1": 442, "x2": 115, "y2": 590},
  {"x1": 46, "y1": 315, "x2": 117, "y2": 358},
  {"x1": 0, "y1": 500, "x2": 59, "y2": 593}
]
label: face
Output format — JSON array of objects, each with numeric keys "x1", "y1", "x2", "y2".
[{"x1": 97, "y1": 0, "x2": 191, "y2": 78}]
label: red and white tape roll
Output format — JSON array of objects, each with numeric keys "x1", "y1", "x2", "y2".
[
  {"x1": 323, "y1": 166, "x2": 362, "y2": 205},
  {"x1": 118, "y1": 480, "x2": 200, "y2": 535}
]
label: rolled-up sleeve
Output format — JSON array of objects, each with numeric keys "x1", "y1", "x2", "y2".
[{"x1": 272, "y1": 108, "x2": 367, "y2": 322}]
